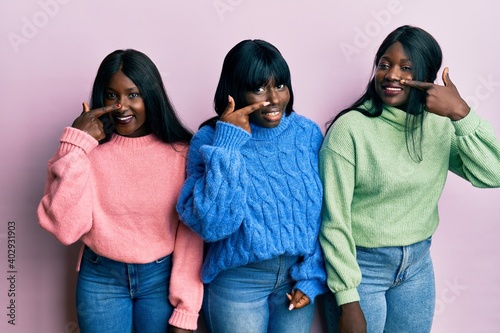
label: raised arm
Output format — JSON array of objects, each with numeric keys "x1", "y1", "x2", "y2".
[{"x1": 37, "y1": 103, "x2": 120, "y2": 244}]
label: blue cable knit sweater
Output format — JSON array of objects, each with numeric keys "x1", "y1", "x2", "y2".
[{"x1": 177, "y1": 112, "x2": 328, "y2": 301}]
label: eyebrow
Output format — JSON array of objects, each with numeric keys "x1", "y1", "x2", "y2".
[
  {"x1": 105, "y1": 86, "x2": 139, "y2": 91},
  {"x1": 380, "y1": 55, "x2": 411, "y2": 62}
]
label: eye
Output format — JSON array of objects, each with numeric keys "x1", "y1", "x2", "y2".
[
  {"x1": 276, "y1": 84, "x2": 285, "y2": 90},
  {"x1": 129, "y1": 92, "x2": 141, "y2": 98},
  {"x1": 377, "y1": 63, "x2": 390, "y2": 70},
  {"x1": 104, "y1": 92, "x2": 116, "y2": 100},
  {"x1": 253, "y1": 86, "x2": 266, "y2": 94},
  {"x1": 402, "y1": 65, "x2": 412, "y2": 71}
]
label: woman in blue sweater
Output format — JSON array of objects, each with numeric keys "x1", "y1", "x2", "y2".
[{"x1": 177, "y1": 39, "x2": 328, "y2": 333}]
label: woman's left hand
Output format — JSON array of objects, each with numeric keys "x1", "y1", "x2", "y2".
[
  {"x1": 400, "y1": 67, "x2": 470, "y2": 121},
  {"x1": 286, "y1": 289, "x2": 310, "y2": 310}
]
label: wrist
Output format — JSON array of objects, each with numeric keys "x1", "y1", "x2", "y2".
[
  {"x1": 340, "y1": 301, "x2": 362, "y2": 314},
  {"x1": 449, "y1": 104, "x2": 470, "y2": 121}
]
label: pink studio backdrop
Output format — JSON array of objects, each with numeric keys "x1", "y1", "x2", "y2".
[{"x1": 1, "y1": 1, "x2": 499, "y2": 332}]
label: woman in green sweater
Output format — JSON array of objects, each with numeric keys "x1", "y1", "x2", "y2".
[{"x1": 319, "y1": 25, "x2": 500, "y2": 333}]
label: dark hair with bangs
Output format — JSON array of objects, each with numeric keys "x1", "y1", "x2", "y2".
[
  {"x1": 200, "y1": 39, "x2": 294, "y2": 129},
  {"x1": 90, "y1": 49, "x2": 192, "y2": 144},
  {"x1": 326, "y1": 25, "x2": 442, "y2": 161}
]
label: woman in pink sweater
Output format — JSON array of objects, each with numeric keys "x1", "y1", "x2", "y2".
[{"x1": 37, "y1": 49, "x2": 203, "y2": 333}]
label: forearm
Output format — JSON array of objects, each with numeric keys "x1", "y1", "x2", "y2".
[
  {"x1": 177, "y1": 123, "x2": 251, "y2": 241},
  {"x1": 168, "y1": 222, "x2": 204, "y2": 330},
  {"x1": 319, "y1": 147, "x2": 362, "y2": 305},
  {"x1": 38, "y1": 128, "x2": 97, "y2": 244},
  {"x1": 290, "y1": 242, "x2": 328, "y2": 303},
  {"x1": 450, "y1": 110, "x2": 500, "y2": 187}
]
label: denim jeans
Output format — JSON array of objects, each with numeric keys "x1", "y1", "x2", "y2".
[
  {"x1": 76, "y1": 246, "x2": 174, "y2": 333},
  {"x1": 325, "y1": 237, "x2": 435, "y2": 333},
  {"x1": 203, "y1": 255, "x2": 315, "y2": 333}
]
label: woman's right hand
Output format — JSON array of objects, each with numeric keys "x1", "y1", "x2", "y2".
[
  {"x1": 71, "y1": 102, "x2": 121, "y2": 141},
  {"x1": 219, "y1": 95, "x2": 269, "y2": 133},
  {"x1": 339, "y1": 301, "x2": 367, "y2": 333}
]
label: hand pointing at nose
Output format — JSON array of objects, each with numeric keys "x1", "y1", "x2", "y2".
[
  {"x1": 220, "y1": 95, "x2": 270, "y2": 133},
  {"x1": 400, "y1": 67, "x2": 470, "y2": 121},
  {"x1": 72, "y1": 102, "x2": 121, "y2": 141}
]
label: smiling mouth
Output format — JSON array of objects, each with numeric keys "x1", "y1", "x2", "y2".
[
  {"x1": 263, "y1": 111, "x2": 280, "y2": 116},
  {"x1": 113, "y1": 114, "x2": 134, "y2": 125},
  {"x1": 382, "y1": 86, "x2": 404, "y2": 96},
  {"x1": 260, "y1": 109, "x2": 283, "y2": 123},
  {"x1": 384, "y1": 86, "x2": 403, "y2": 91}
]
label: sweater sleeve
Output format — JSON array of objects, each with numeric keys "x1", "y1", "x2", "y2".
[
  {"x1": 176, "y1": 121, "x2": 251, "y2": 241},
  {"x1": 168, "y1": 221, "x2": 204, "y2": 330},
  {"x1": 319, "y1": 133, "x2": 362, "y2": 306},
  {"x1": 449, "y1": 110, "x2": 500, "y2": 187},
  {"x1": 289, "y1": 122, "x2": 329, "y2": 303},
  {"x1": 290, "y1": 242, "x2": 329, "y2": 303},
  {"x1": 37, "y1": 127, "x2": 98, "y2": 245}
]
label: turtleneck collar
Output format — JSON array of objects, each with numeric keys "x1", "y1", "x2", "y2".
[
  {"x1": 249, "y1": 112, "x2": 293, "y2": 140},
  {"x1": 361, "y1": 100, "x2": 422, "y2": 131}
]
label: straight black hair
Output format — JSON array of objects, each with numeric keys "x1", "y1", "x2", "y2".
[
  {"x1": 326, "y1": 25, "x2": 442, "y2": 161},
  {"x1": 90, "y1": 49, "x2": 192, "y2": 144},
  {"x1": 200, "y1": 39, "x2": 294, "y2": 129}
]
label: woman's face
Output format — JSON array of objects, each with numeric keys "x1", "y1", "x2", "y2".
[
  {"x1": 104, "y1": 70, "x2": 150, "y2": 137},
  {"x1": 244, "y1": 77, "x2": 290, "y2": 128},
  {"x1": 374, "y1": 41, "x2": 413, "y2": 111}
]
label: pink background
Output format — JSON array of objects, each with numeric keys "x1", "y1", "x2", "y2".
[{"x1": 1, "y1": 1, "x2": 499, "y2": 332}]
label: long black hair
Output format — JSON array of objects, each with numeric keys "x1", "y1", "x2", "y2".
[
  {"x1": 327, "y1": 25, "x2": 442, "y2": 161},
  {"x1": 200, "y1": 39, "x2": 294, "y2": 129},
  {"x1": 90, "y1": 49, "x2": 192, "y2": 144}
]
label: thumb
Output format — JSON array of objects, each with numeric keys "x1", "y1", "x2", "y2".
[
  {"x1": 226, "y1": 95, "x2": 235, "y2": 112},
  {"x1": 82, "y1": 102, "x2": 90, "y2": 112},
  {"x1": 442, "y1": 67, "x2": 451, "y2": 86},
  {"x1": 220, "y1": 95, "x2": 235, "y2": 118}
]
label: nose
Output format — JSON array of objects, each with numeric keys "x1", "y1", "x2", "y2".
[
  {"x1": 117, "y1": 96, "x2": 128, "y2": 110},
  {"x1": 267, "y1": 88, "x2": 280, "y2": 104},
  {"x1": 385, "y1": 67, "x2": 401, "y2": 82}
]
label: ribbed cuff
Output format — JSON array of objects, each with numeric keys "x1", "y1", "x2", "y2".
[
  {"x1": 59, "y1": 127, "x2": 98, "y2": 154},
  {"x1": 453, "y1": 109, "x2": 481, "y2": 136},
  {"x1": 335, "y1": 288, "x2": 360, "y2": 306},
  {"x1": 213, "y1": 121, "x2": 250, "y2": 149},
  {"x1": 294, "y1": 279, "x2": 327, "y2": 304},
  {"x1": 168, "y1": 308, "x2": 199, "y2": 331}
]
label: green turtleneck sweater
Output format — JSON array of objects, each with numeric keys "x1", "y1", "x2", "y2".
[{"x1": 319, "y1": 101, "x2": 500, "y2": 306}]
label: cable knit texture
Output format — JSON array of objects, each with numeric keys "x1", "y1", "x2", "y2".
[
  {"x1": 319, "y1": 101, "x2": 500, "y2": 306},
  {"x1": 177, "y1": 112, "x2": 329, "y2": 302},
  {"x1": 37, "y1": 127, "x2": 203, "y2": 330}
]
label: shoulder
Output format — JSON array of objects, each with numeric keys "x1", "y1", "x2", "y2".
[
  {"x1": 325, "y1": 110, "x2": 366, "y2": 137},
  {"x1": 321, "y1": 110, "x2": 370, "y2": 154},
  {"x1": 289, "y1": 112, "x2": 320, "y2": 128},
  {"x1": 191, "y1": 125, "x2": 216, "y2": 148},
  {"x1": 336, "y1": 109, "x2": 371, "y2": 126},
  {"x1": 169, "y1": 142, "x2": 189, "y2": 159},
  {"x1": 284, "y1": 112, "x2": 323, "y2": 152},
  {"x1": 288, "y1": 112, "x2": 323, "y2": 137}
]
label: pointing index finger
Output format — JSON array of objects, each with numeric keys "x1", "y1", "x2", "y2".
[
  {"x1": 90, "y1": 103, "x2": 121, "y2": 117},
  {"x1": 239, "y1": 101, "x2": 271, "y2": 115},
  {"x1": 399, "y1": 79, "x2": 433, "y2": 90}
]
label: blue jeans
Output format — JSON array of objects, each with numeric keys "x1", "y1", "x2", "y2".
[
  {"x1": 325, "y1": 237, "x2": 435, "y2": 333},
  {"x1": 203, "y1": 255, "x2": 315, "y2": 333},
  {"x1": 76, "y1": 246, "x2": 174, "y2": 333}
]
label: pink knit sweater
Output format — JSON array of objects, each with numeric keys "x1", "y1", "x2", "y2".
[{"x1": 38, "y1": 127, "x2": 203, "y2": 330}]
